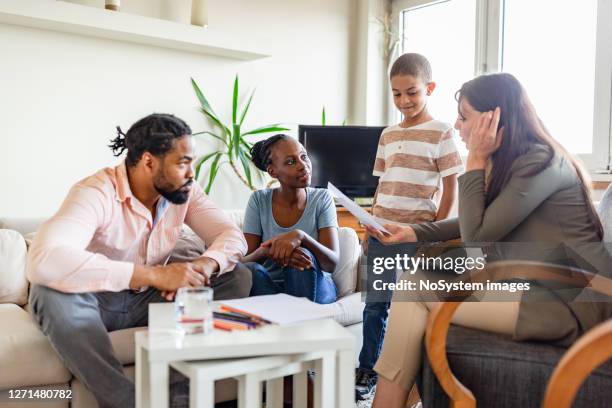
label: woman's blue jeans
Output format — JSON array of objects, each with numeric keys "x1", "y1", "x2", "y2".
[{"x1": 245, "y1": 248, "x2": 337, "y2": 304}]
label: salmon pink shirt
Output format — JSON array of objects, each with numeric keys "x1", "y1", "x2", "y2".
[{"x1": 27, "y1": 162, "x2": 247, "y2": 293}]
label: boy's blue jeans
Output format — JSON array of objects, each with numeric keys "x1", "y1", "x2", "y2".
[
  {"x1": 245, "y1": 248, "x2": 337, "y2": 304},
  {"x1": 358, "y1": 237, "x2": 417, "y2": 370}
]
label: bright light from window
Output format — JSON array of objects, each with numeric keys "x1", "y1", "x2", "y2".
[
  {"x1": 401, "y1": 0, "x2": 476, "y2": 155},
  {"x1": 503, "y1": 0, "x2": 598, "y2": 154}
]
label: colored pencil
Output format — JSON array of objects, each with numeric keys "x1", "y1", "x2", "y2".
[
  {"x1": 219, "y1": 304, "x2": 273, "y2": 324},
  {"x1": 213, "y1": 311, "x2": 262, "y2": 325},
  {"x1": 213, "y1": 319, "x2": 252, "y2": 331}
]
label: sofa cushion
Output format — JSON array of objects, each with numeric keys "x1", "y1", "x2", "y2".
[
  {"x1": 168, "y1": 227, "x2": 207, "y2": 263},
  {"x1": 108, "y1": 327, "x2": 147, "y2": 365},
  {"x1": 334, "y1": 227, "x2": 360, "y2": 297},
  {"x1": 0, "y1": 304, "x2": 71, "y2": 388},
  {"x1": 0, "y1": 229, "x2": 29, "y2": 306},
  {"x1": 322, "y1": 292, "x2": 364, "y2": 326},
  {"x1": 0, "y1": 218, "x2": 47, "y2": 236},
  {"x1": 0, "y1": 385, "x2": 69, "y2": 408},
  {"x1": 418, "y1": 325, "x2": 612, "y2": 408},
  {"x1": 0, "y1": 312, "x2": 148, "y2": 387},
  {"x1": 223, "y1": 209, "x2": 245, "y2": 230}
]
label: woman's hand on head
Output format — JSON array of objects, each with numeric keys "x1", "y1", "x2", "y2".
[
  {"x1": 467, "y1": 106, "x2": 504, "y2": 169},
  {"x1": 365, "y1": 224, "x2": 416, "y2": 244},
  {"x1": 261, "y1": 230, "x2": 305, "y2": 266}
]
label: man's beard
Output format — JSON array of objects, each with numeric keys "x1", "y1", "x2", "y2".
[{"x1": 155, "y1": 179, "x2": 193, "y2": 204}]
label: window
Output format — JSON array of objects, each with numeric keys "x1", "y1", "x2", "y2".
[
  {"x1": 502, "y1": 0, "x2": 598, "y2": 154},
  {"x1": 394, "y1": 0, "x2": 612, "y2": 169},
  {"x1": 400, "y1": 0, "x2": 477, "y2": 130}
]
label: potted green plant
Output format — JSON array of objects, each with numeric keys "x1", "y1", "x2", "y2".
[
  {"x1": 320, "y1": 106, "x2": 347, "y2": 126},
  {"x1": 191, "y1": 75, "x2": 289, "y2": 194}
]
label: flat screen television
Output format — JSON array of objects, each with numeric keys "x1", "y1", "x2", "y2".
[{"x1": 298, "y1": 125, "x2": 385, "y2": 199}]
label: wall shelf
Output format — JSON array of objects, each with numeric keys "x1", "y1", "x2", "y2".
[{"x1": 0, "y1": 0, "x2": 270, "y2": 60}]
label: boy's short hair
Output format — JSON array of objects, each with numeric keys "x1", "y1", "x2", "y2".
[{"x1": 389, "y1": 53, "x2": 432, "y2": 83}]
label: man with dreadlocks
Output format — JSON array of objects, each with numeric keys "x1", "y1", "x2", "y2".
[{"x1": 26, "y1": 113, "x2": 250, "y2": 407}]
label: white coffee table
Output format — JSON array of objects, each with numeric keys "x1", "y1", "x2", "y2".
[{"x1": 135, "y1": 303, "x2": 356, "y2": 408}]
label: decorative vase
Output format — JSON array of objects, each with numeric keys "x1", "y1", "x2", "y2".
[
  {"x1": 160, "y1": 0, "x2": 192, "y2": 24},
  {"x1": 191, "y1": 0, "x2": 207, "y2": 27},
  {"x1": 105, "y1": 0, "x2": 120, "y2": 11}
]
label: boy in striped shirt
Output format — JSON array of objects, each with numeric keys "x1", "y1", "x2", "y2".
[{"x1": 356, "y1": 53, "x2": 463, "y2": 400}]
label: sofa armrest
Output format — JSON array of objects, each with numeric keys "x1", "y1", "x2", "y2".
[
  {"x1": 426, "y1": 301, "x2": 475, "y2": 407},
  {"x1": 0, "y1": 229, "x2": 29, "y2": 306},
  {"x1": 334, "y1": 227, "x2": 361, "y2": 298}
]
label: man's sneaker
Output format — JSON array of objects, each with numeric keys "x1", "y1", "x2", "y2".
[{"x1": 355, "y1": 368, "x2": 378, "y2": 400}]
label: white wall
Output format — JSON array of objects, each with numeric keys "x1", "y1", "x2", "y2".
[{"x1": 0, "y1": 0, "x2": 362, "y2": 218}]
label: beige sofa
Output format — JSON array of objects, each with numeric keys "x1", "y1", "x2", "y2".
[{"x1": 0, "y1": 212, "x2": 364, "y2": 408}]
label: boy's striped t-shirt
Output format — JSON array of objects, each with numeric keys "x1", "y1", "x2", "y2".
[{"x1": 372, "y1": 120, "x2": 464, "y2": 225}]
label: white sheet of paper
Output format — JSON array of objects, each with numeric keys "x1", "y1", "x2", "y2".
[
  {"x1": 327, "y1": 182, "x2": 390, "y2": 234},
  {"x1": 220, "y1": 293, "x2": 336, "y2": 326}
]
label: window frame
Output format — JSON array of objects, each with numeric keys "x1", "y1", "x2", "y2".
[{"x1": 391, "y1": 0, "x2": 612, "y2": 172}]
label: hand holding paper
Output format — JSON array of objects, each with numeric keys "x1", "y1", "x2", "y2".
[
  {"x1": 327, "y1": 182, "x2": 390, "y2": 235},
  {"x1": 365, "y1": 223, "x2": 417, "y2": 244}
]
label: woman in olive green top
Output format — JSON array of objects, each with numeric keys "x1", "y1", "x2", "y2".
[{"x1": 367, "y1": 73, "x2": 612, "y2": 408}]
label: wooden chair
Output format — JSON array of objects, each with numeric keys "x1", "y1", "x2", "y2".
[
  {"x1": 542, "y1": 319, "x2": 612, "y2": 408},
  {"x1": 424, "y1": 260, "x2": 612, "y2": 408}
]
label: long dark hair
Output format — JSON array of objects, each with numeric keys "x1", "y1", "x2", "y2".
[{"x1": 456, "y1": 73, "x2": 603, "y2": 238}]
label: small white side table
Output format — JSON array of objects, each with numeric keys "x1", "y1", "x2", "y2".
[
  {"x1": 170, "y1": 355, "x2": 293, "y2": 408},
  {"x1": 169, "y1": 351, "x2": 334, "y2": 408},
  {"x1": 135, "y1": 303, "x2": 355, "y2": 408}
]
